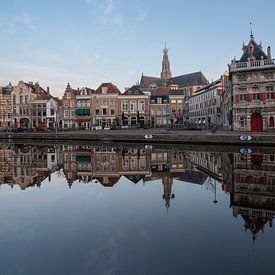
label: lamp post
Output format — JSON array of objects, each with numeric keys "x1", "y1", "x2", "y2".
[{"x1": 213, "y1": 180, "x2": 218, "y2": 204}]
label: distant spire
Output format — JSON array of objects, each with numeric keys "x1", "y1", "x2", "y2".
[{"x1": 161, "y1": 44, "x2": 172, "y2": 81}]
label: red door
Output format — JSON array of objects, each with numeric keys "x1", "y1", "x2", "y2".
[{"x1": 251, "y1": 113, "x2": 263, "y2": 132}]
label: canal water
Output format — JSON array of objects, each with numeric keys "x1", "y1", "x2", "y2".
[{"x1": 0, "y1": 143, "x2": 274, "y2": 275}]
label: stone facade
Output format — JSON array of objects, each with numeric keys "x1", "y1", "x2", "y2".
[
  {"x1": 118, "y1": 85, "x2": 149, "y2": 127},
  {"x1": 229, "y1": 33, "x2": 275, "y2": 132},
  {"x1": 189, "y1": 78, "x2": 223, "y2": 128}
]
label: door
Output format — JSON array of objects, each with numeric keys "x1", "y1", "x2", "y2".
[{"x1": 251, "y1": 113, "x2": 263, "y2": 132}]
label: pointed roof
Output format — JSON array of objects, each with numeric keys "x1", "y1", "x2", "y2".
[
  {"x1": 140, "y1": 75, "x2": 163, "y2": 88},
  {"x1": 240, "y1": 35, "x2": 268, "y2": 62}
]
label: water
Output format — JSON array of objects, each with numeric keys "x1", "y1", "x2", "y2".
[{"x1": 0, "y1": 143, "x2": 274, "y2": 275}]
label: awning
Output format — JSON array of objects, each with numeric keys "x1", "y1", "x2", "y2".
[
  {"x1": 75, "y1": 109, "x2": 90, "y2": 115},
  {"x1": 76, "y1": 155, "x2": 91, "y2": 162}
]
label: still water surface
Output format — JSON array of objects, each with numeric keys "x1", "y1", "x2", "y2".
[{"x1": 0, "y1": 143, "x2": 274, "y2": 275}]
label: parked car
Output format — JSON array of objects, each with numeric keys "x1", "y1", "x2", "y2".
[
  {"x1": 190, "y1": 124, "x2": 204, "y2": 130},
  {"x1": 91, "y1": 126, "x2": 102, "y2": 130}
]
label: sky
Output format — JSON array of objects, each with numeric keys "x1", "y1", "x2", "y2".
[{"x1": 0, "y1": 0, "x2": 275, "y2": 97}]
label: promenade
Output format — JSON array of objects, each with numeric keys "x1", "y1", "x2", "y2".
[{"x1": 1, "y1": 128, "x2": 275, "y2": 147}]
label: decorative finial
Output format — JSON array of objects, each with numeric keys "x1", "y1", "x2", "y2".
[{"x1": 250, "y1": 22, "x2": 254, "y2": 38}]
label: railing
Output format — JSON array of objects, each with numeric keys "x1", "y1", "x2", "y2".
[{"x1": 230, "y1": 58, "x2": 275, "y2": 71}]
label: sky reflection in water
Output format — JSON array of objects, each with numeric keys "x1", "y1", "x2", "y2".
[{"x1": 0, "y1": 144, "x2": 274, "y2": 275}]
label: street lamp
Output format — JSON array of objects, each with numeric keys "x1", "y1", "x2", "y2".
[{"x1": 213, "y1": 180, "x2": 218, "y2": 204}]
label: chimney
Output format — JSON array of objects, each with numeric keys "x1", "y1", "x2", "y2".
[
  {"x1": 267, "y1": 46, "x2": 271, "y2": 60},
  {"x1": 35, "y1": 82, "x2": 40, "y2": 94},
  {"x1": 47, "y1": 86, "x2": 50, "y2": 95}
]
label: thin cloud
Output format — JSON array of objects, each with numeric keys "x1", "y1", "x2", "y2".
[
  {"x1": 14, "y1": 12, "x2": 34, "y2": 30},
  {"x1": 136, "y1": 8, "x2": 147, "y2": 24}
]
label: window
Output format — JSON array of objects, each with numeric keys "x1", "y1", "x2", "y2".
[
  {"x1": 102, "y1": 98, "x2": 107, "y2": 106},
  {"x1": 253, "y1": 93, "x2": 260, "y2": 100},
  {"x1": 50, "y1": 109, "x2": 54, "y2": 116},
  {"x1": 95, "y1": 109, "x2": 99, "y2": 115},
  {"x1": 252, "y1": 87, "x2": 259, "y2": 93},
  {"x1": 109, "y1": 99, "x2": 115, "y2": 105},
  {"x1": 67, "y1": 93, "x2": 71, "y2": 99},
  {"x1": 240, "y1": 94, "x2": 246, "y2": 101},
  {"x1": 157, "y1": 98, "x2": 162, "y2": 104},
  {"x1": 266, "y1": 86, "x2": 274, "y2": 92},
  {"x1": 240, "y1": 116, "x2": 245, "y2": 127},
  {"x1": 267, "y1": 92, "x2": 274, "y2": 100},
  {"x1": 20, "y1": 95, "x2": 23, "y2": 104},
  {"x1": 122, "y1": 101, "x2": 128, "y2": 112},
  {"x1": 239, "y1": 87, "x2": 247, "y2": 93},
  {"x1": 138, "y1": 100, "x2": 145, "y2": 112},
  {"x1": 110, "y1": 109, "x2": 115, "y2": 115},
  {"x1": 25, "y1": 95, "x2": 28, "y2": 103},
  {"x1": 270, "y1": 117, "x2": 274, "y2": 128},
  {"x1": 64, "y1": 111, "x2": 68, "y2": 117},
  {"x1": 171, "y1": 99, "x2": 176, "y2": 103},
  {"x1": 130, "y1": 101, "x2": 137, "y2": 112},
  {"x1": 71, "y1": 110, "x2": 75, "y2": 116},
  {"x1": 13, "y1": 95, "x2": 16, "y2": 105},
  {"x1": 102, "y1": 108, "x2": 107, "y2": 115}
]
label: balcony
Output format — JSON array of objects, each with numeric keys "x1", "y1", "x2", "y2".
[{"x1": 230, "y1": 58, "x2": 275, "y2": 72}]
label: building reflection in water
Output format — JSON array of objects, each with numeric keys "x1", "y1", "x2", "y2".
[{"x1": 0, "y1": 143, "x2": 275, "y2": 245}]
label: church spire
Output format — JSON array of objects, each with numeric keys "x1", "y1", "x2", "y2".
[{"x1": 161, "y1": 43, "x2": 172, "y2": 81}]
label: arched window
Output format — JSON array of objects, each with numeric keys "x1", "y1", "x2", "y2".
[
  {"x1": 138, "y1": 100, "x2": 145, "y2": 112},
  {"x1": 121, "y1": 101, "x2": 128, "y2": 112},
  {"x1": 269, "y1": 116, "x2": 274, "y2": 128},
  {"x1": 130, "y1": 116, "x2": 137, "y2": 126},
  {"x1": 130, "y1": 101, "x2": 137, "y2": 112}
]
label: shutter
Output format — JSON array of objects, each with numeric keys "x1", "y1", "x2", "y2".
[
  {"x1": 234, "y1": 94, "x2": 240, "y2": 103},
  {"x1": 247, "y1": 93, "x2": 253, "y2": 102},
  {"x1": 247, "y1": 176, "x2": 254, "y2": 184},
  {"x1": 260, "y1": 92, "x2": 267, "y2": 101}
]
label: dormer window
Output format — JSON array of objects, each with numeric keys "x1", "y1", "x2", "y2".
[{"x1": 102, "y1": 87, "x2": 108, "y2": 94}]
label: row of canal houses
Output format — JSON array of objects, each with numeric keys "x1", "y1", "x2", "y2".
[{"x1": 1, "y1": 32, "x2": 275, "y2": 132}]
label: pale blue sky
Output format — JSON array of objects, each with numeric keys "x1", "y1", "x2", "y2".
[{"x1": 0, "y1": 0, "x2": 275, "y2": 97}]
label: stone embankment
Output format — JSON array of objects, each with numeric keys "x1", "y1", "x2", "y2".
[{"x1": 0, "y1": 129, "x2": 274, "y2": 147}]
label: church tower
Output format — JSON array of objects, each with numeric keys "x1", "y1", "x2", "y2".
[{"x1": 160, "y1": 45, "x2": 172, "y2": 81}]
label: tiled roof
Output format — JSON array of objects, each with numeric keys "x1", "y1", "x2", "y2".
[
  {"x1": 240, "y1": 36, "x2": 268, "y2": 62},
  {"x1": 124, "y1": 85, "x2": 145, "y2": 95},
  {"x1": 139, "y1": 72, "x2": 208, "y2": 89},
  {"x1": 168, "y1": 71, "x2": 208, "y2": 87},
  {"x1": 153, "y1": 87, "x2": 169, "y2": 96},
  {"x1": 95, "y1": 82, "x2": 121, "y2": 95},
  {"x1": 140, "y1": 75, "x2": 163, "y2": 88}
]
